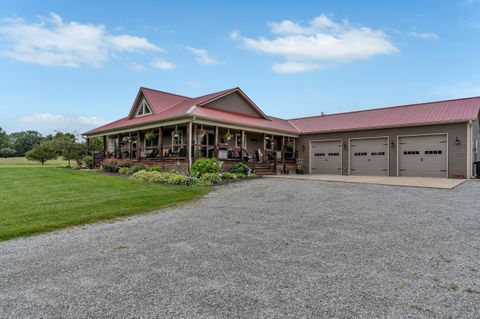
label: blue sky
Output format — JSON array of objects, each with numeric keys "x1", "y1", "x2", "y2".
[{"x1": 1, "y1": 0, "x2": 480, "y2": 135}]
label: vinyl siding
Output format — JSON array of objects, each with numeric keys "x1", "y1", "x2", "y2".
[
  {"x1": 203, "y1": 92, "x2": 262, "y2": 118},
  {"x1": 296, "y1": 123, "x2": 468, "y2": 178}
]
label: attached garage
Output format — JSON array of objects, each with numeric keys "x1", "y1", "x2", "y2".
[
  {"x1": 349, "y1": 137, "x2": 389, "y2": 176},
  {"x1": 310, "y1": 140, "x2": 342, "y2": 174},
  {"x1": 398, "y1": 134, "x2": 448, "y2": 178}
]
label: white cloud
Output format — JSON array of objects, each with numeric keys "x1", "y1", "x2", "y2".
[
  {"x1": 151, "y1": 59, "x2": 176, "y2": 70},
  {"x1": 187, "y1": 46, "x2": 218, "y2": 65},
  {"x1": 233, "y1": 14, "x2": 398, "y2": 73},
  {"x1": 272, "y1": 61, "x2": 327, "y2": 73},
  {"x1": 20, "y1": 113, "x2": 65, "y2": 123},
  {"x1": 78, "y1": 116, "x2": 109, "y2": 126},
  {"x1": 230, "y1": 30, "x2": 240, "y2": 40},
  {"x1": 408, "y1": 32, "x2": 439, "y2": 40},
  {"x1": 0, "y1": 12, "x2": 162, "y2": 67},
  {"x1": 126, "y1": 62, "x2": 145, "y2": 72}
]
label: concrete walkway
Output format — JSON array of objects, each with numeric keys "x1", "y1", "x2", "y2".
[{"x1": 267, "y1": 174, "x2": 465, "y2": 189}]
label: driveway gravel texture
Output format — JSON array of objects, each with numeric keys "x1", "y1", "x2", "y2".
[{"x1": 1, "y1": 178, "x2": 479, "y2": 318}]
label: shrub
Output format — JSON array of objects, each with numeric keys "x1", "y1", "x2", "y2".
[
  {"x1": 128, "y1": 164, "x2": 147, "y2": 175},
  {"x1": 222, "y1": 172, "x2": 237, "y2": 180},
  {"x1": 229, "y1": 162, "x2": 250, "y2": 176},
  {"x1": 199, "y1": 172, "x2": 222, "y2": 185},
  {"x1": 100, "y1": 159, "x2": 132, "y2": 173},
  {"x1": 191, "y1": 158, "x2": 221, "y2": 177},
  {"x1": 83, "y1": 155, "x2": 93, "y2": 168},
  {"x1": 131, "y1": 171, "x2": 199, "y2": 186},
  {"x1": 118, "y1": 167, "x2": 130, "y2": 175},
  {"x1": 147, "y1": 165, "x2": 161, "y2": 172}
]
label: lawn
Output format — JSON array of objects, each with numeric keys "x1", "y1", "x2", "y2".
[
  {"x1": 0, "y1": 157, "x2": 72, "y2": 167},
  {"x1": 0, "y1": 166, "x2": 209, "y2": 241}
]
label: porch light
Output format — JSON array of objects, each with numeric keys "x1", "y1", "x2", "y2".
[{"x1": 455, "y1": 136, "x2": 460, "y2": 145}]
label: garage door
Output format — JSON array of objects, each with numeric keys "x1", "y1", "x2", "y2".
[
  {"x1": 310, "y1": 140, "x2": 342, "y2": 174},
  {"x1": 350, "y1": 137, "x2": 388, "y2": 176},
  {"x1": 398, "y1": 134, "x2": 447, "y2": 178}
]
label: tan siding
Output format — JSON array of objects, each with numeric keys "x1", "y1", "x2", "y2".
[
  {"x1": 473, "y1": 119, "x2": 479, "y2": 163},
  {"x1": 204, "y1": 92, "x2": 261, "y2": 117},
  {"x1": 296, "y1": 123, "x2": 468, "y2": 178}
]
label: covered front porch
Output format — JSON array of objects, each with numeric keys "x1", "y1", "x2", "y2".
[{"x1": 90, "y1": 121, "x2": 298, "y2": 174}]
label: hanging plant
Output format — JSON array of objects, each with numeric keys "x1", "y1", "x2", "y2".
[
  {"x1": 198, "y1": 125, "x2": 207, "y2": 138},
  {"x1": 286, "y1": 139, "x2": 293, "y2": 148},
  {"x1": 173, "y1": 125, "x2": 180, "y2": 138},
  {"x1": 224, "y1": 129, "x2": 233, "y2": 141},
  {"x1": 144, "y1": 130, "x2": 157, "y2": 141},
  {"x1": 122, "y1": 136, "x2": 133, "y2": 144}
]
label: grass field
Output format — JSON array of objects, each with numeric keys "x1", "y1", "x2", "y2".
[
  {"x1": 0, "y1": 166, "x2": 209, "y2": 241},
  {"x1": 0, "y1": 157, "x2": 72, "y2": 167}
]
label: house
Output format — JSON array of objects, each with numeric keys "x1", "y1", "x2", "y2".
[{"x1": 83, "y1": 87, "x2": 480, "y2": 179}]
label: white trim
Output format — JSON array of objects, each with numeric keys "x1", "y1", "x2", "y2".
[
  {"x1": 396, "y1": 133, "x2": 448, "y2": 178},
  {"x1": 188, "y1": 121, "x2": 193, "y2": 169},
  {"x1": 467, "y1": 121, "x2": 472, "y2": 179},
  {"x1": 192, "y1": 118, "x2": 298, "y2": 137},
  {"x1": 87, "y1": 118, "x2": 191, "y2": 138},
  {"x1": 308, "y1": 139, "x2": 343, "y2": 175},
  {"x1": 348, "y1": 136, "x2": 389, "y2": 176},
  {"x1": 135, "y1": 98, "x2": 153, "y2": 117}
]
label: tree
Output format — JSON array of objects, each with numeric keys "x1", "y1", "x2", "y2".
[
  {"x1": 25, "y1": 141, "x2": 57, "y2": 165},
  {"x1": 48, "y1": 131, "x2": 86, "y2": 167},
  {"x1": 0, "y1": 127, "x2": 11, "y2": 150},
  {"x1": 0, "y1": 147, "x2": 16, "y2": 158},
  {"x1": 10, "y1": 130, "x2": 43, "y2": 156}
]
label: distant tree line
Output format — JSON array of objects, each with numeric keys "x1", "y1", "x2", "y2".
[{"x1": 0, "y1": 127, "x2": 103, "y2": 166}]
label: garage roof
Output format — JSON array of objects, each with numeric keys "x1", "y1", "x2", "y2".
[{"x1": 289, "y1": 96, "x2": 480, "y2": 134}]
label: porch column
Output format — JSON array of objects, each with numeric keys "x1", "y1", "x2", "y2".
[
  {"x1": 214, "y1": 126, "x2": 219, "y2": 157},
  {"x1": 158, "y1": 127, "x2": 163, "y2": 159},
  {"x1": 136, "y1": 131, "x2": 141, "y2": 160},
  {"x1": 188, "y1": 122, "x2": 193, "y2": 169},
  {"x1": 86, "y1": 137, "x2": 90, "y2": 156},
  {"x1": 263, "y1": 133, "x2": 267, "y2": 163},
  {"x1": 103, "y1": 135, "x2": 107, "y2": 158},
  {"x1": 117, "y1": 134, "x2": 121, "y2": 158},
  {"x1": 281, "y1": 136, "x2": 285, "y2": 162},
  {"x1": 241, "y1": 130, "x2": 245, "y2": 160}
]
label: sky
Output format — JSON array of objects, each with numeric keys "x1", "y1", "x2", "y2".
[{"x1": 1, "y1": 0, "x2": 480, "y2": 135}]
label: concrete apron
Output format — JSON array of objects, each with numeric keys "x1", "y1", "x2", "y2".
[{"x1": 266, "y1": 174, "x2": 466, "y2": 189}]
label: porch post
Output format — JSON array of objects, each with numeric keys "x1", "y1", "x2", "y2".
[
  {"x1": 117, "y1": 134, "x2": 121, "y2": 158},
  {"x1": 188, "y1": 122, "x2": 193, "y2": 169},
  {"x1": 281, "y1": 136, "x2": 285, "y2": 162},
  {"x1": 136, "y1": 131, "x2": 141, "y2": 160},
  {"x1": 241, "y1": 130, "x2": 245, "y2": 160},
  {"x1": 262, "y1": 133, "x2": 266, "y2": 163},
  {"x1": 158, "y1": 127, "x2": 163, "y2": 159},
  {"x1": 103, "y1": 135, "x2": 107, "y2": 158},
  {"x1": 214, "y1": 126, "x2": 219, "y2": 157}
]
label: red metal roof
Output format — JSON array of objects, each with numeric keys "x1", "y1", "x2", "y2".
[
  {"x1": 289, "y1": 97, "x2": 480, "y2": 134},
  {"x1": 84, "y1": 87, "x2": 298, "y2": 135},
  {"x1": 84, "y1": 87, "x2": 480, "y2": 136}
]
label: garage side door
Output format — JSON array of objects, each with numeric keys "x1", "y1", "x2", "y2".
[
  {"x1": 310, "y1": 140, "x2": 342, "y2": 174},
  {"x1": 350, "y1": 137, "x2": 388, "y2": 176},
  {"x1": 398, "y1": 134, "x2": 447, "y2": 178}
]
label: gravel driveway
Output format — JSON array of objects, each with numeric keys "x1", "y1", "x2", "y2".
[{"x1": 1, "y1": 179, "x2": 479, "y2": 318}]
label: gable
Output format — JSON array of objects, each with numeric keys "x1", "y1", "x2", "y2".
[
  {"x1": 132, "y1": 98, "x2": 153, "y2": 118},
  {"x1": 202, "y1": 91, "x2": 264, "y2": 118}
]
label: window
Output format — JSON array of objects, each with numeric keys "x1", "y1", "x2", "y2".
[
  {"x1": 135, "y1": 99, "x2": 153, "y2": 117},
  {"x1": 354, "y1": 152, "x2": 367, "y2": 156},
  {"x1": 314, "y1": 153, "x2": 325, "y2": 157},
  {"x1": 424, "y1": 150, "x2": 442, "y2": 155},
  {"x1": 328, "y1": 152, "x2": 340, "y2": 156},
  {"x1": 235, "y1": 133, "x2": 246, "y2": 149},
  {"x1": 371, "y1": 152, "x2": 385, "y2": 156},
  {"x1": 172, "y1": 131, "x2": 184, "y2": 145},
  {"x1": 403, "y1": 151, "x2": 420, "y2": 155}
]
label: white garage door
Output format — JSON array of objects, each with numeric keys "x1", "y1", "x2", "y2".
[
  {"x1": 398, "y1": 134, "x2": 447, "y2": 178},
  {"x1": 350, "y1": 137, "x2": 389, "y2": 176},
  {"x1": 310, "y1": 140, "x2": 342, "y2": 174}
]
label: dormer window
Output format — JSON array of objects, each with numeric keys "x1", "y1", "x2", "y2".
[{"x1": 136, "y1": 99, "x2": 153, "y2": 117}]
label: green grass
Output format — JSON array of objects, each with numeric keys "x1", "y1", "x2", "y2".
[
  {"x1": 0, "y1": 157, "x2": 72, "y2": 167},
  {"x1": 0, "y1": 166, "x2": 209, "y2": 241}
]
